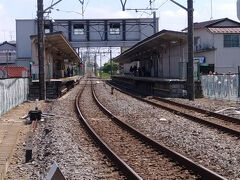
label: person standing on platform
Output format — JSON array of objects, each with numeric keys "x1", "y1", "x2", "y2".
[
  {"x1": 133, "y1": 65, "x2": 137, "y2": 76},
  {"x1": 130, "y1": 66, "x2": 133, "y2": 75},
  {"x1": 67, "y1": 66, "x2": 70, "y2": 77},
  {"x1": 71, "y1": 67, "x2": 74, "y2": 76}
]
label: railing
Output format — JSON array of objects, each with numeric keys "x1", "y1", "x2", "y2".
[
  {"x1": 0, "y1": 78, "x2": 29, "y2": 116},
  {"x1": 201, "y1": 74, "x2": 239, "y2": 101}
]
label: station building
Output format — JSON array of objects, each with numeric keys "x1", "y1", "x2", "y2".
[
  {"x1": 113, "y1": 30, "x2": 188, "y2": 97},
  {"x1": 16, "y1": 18, "x2": 158, "y2": 72},
  {"x1": 113, "y1": 18, "x2": 240, "y2": 98},
  {"x1": 15, "y1": 18, "x2": 157, "y2": 98}
]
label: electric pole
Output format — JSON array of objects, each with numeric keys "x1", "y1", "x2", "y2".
[
  {"x1": 37, "y1": 0, "x2": 46, "y2": 100},
  {"x1": 100, "y1": 53, "x2": 102, "y2": 78},
  {"x1": 187, "y1": 0, "x2": 195, "y2": 100},
  {"x1": 123, "y1": 0, "x2": 158, "y2": 33},
  {"x1": 170, "y1": 0, "x2": 195, "y2": 100},
  {"x1": 110, "y1": 49, "x2": 113, "y2": 76},
  {"x1": 78, "y1": 0, "x2": 85, "y2": 19},
  {"x1": 94, "y1": 54, "x2": 97, "y2": 76}
]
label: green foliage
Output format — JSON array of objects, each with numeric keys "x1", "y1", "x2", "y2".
[
  {"x1": 101, "y1": 72, "x2": 111, "y2": 79},
  {"x1": 102, "y1": 62, "x2": 118, "y2": 74}
]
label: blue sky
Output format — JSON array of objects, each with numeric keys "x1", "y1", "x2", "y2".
[{"x1": 0, "y1": 0, "x2": 238, "y2": 42}]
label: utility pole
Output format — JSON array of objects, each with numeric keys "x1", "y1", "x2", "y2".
[
  {"x1": 94, "y1": 54, "x2": 97, "y2": 77},
  {"x1": 110, "y1": 49, "x2": 113, "y2": 77},
  {"x1": 153, "y1": 11, "x2": 157, "y2": 34},
  {"x1": 100, "y1": 53, "x2": 102, "y2": 78},
  {"x1": 124, "y1": 0, "x2": 157, "y2": 33},
  {"x1": 37, "y1": 0, "x2": 46, "y2": 100},
  {"x1": 210, "y1": 0, "x2": 213, "y2": 20},
  {"x1": 6, "y1": 50, "x2": 9, "y2": 78},
  {"x1": 120, "y1": 0, "x2": 127, "y2": 11},
  {"x1": 37, "y1": 0, "x2": 62, "y2": 100},
  {"x1": 170, "y1": 0, "x2": 195, "y2": 100},
  {"x1": 150, "y1": 0, "x2": 157, "y2": 33},
  {"x1": 187, "y1": 0, "x2": 195, "y2": 100},
  {"x1": 78, "y1": 0, "x2": 85, "y2": 19}
]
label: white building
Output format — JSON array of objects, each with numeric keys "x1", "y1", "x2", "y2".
[{"x1": 187, "y1": 18, "x2": 240, "y2": 74}]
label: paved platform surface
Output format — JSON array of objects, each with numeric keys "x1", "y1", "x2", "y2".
[
  {"x1": 32, "y1": 75, "x2": 81, "y2": 83},
  {"x1": 0, "y1": 122, "x2": 21, "y2": 179}
]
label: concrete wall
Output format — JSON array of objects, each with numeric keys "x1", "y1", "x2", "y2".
[{"x1": 0, "y1": 78, "x2": 29, "y2": 116}]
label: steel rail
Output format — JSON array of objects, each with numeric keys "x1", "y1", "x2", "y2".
[
  {"x1": 92, "y1": 82, "x2": 227, "y2": 180},
  {"x1": 153, "y1": 96, "x2": 240, "y2": 125},
  {"x1": 75, "y1": 81, "x2": 142, "y2": 180},
  {"x1": 107, "y1": 81, "x2": 240, "y2": 137}
]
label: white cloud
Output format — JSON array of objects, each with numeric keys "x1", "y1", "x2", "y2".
[
  {"x1": 85, "y1": 6, "x2": 133, "y2": 19},
  {"x1": 0, "y1": 3, "x2": 5, "y2": 15},
  {"x1": 159, "y1": 8, "x2": 187, "y2": 31},
  {"x1": 213, "y1": 2, "x2": 238, "y2": 20}
]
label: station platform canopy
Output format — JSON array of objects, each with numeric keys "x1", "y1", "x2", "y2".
[
  {"x1": 113, "y1": 30, "x2": 187, "y2": 64},
  {"x1": 31, "y1": 32, "x2": 81, "y2": 63}
]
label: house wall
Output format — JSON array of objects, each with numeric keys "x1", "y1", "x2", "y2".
[
  {"x1": 194, "y1": 20, "x2": 240, "y2": 74},
  {"x1": 195, "y1": 50, "x2": 215, "y2": 65},
  {"x1": 194, "y1": 28, "x2": 214, "y2": 50},
  {"x1": 214, "y1": 34, "x2": 240, "y2": 73}
]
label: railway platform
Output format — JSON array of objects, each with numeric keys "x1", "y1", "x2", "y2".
[
  {"x1": 111, "y1": 75, "x2": 187, "y2": 97},
  {"x1": 29, "y1": 76, "x2": 82, "y2": 99},
  {"x1": 111, "y1": 75, "x2": 202, "y2": 98}
]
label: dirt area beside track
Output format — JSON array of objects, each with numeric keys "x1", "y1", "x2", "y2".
[{"x1": 0, "y1": 101, "x2": 46, "y2": 180}]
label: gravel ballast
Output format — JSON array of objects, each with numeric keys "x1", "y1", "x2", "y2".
[
  {"x1": 95, "y1": 81, "x2": 240, "y2": 180},
  {"x1": 6, "y1": 82, "x2": 124, "y2": 179}
]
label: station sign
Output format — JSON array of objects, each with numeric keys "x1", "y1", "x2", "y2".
[{"x1": 194, "y1": 57, "x2": 206, "y2": 64}]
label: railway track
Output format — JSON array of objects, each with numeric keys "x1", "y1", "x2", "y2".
[
  {"x1": 107, "y1": 81, "x2": 240, "y2": 137},
  {"x1": 75, "y1": 79, "x2": 226, "y2": 180}
]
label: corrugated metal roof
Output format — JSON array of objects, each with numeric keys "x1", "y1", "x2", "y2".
[
  {"x1": 31, "y1": 32, "x2": 81, "y2": 63},
  {"x1": 0, "y1": 66, "x2": 29, "y2": 78},
  {"x1": 208, "y1": 27, "x2": 240, "y2": 33}
]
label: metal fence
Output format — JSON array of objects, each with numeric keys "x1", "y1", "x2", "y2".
[
  {"x1": 201, "y1": 74, "x2": 239, "y2": 101},
  {"x1": 0, "y1": 78, "x2": 29, "y2": 116}
]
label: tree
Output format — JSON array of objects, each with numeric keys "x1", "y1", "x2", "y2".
[{"x1": 102, "y1": 62, "x2": 119, "y2": 74}]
